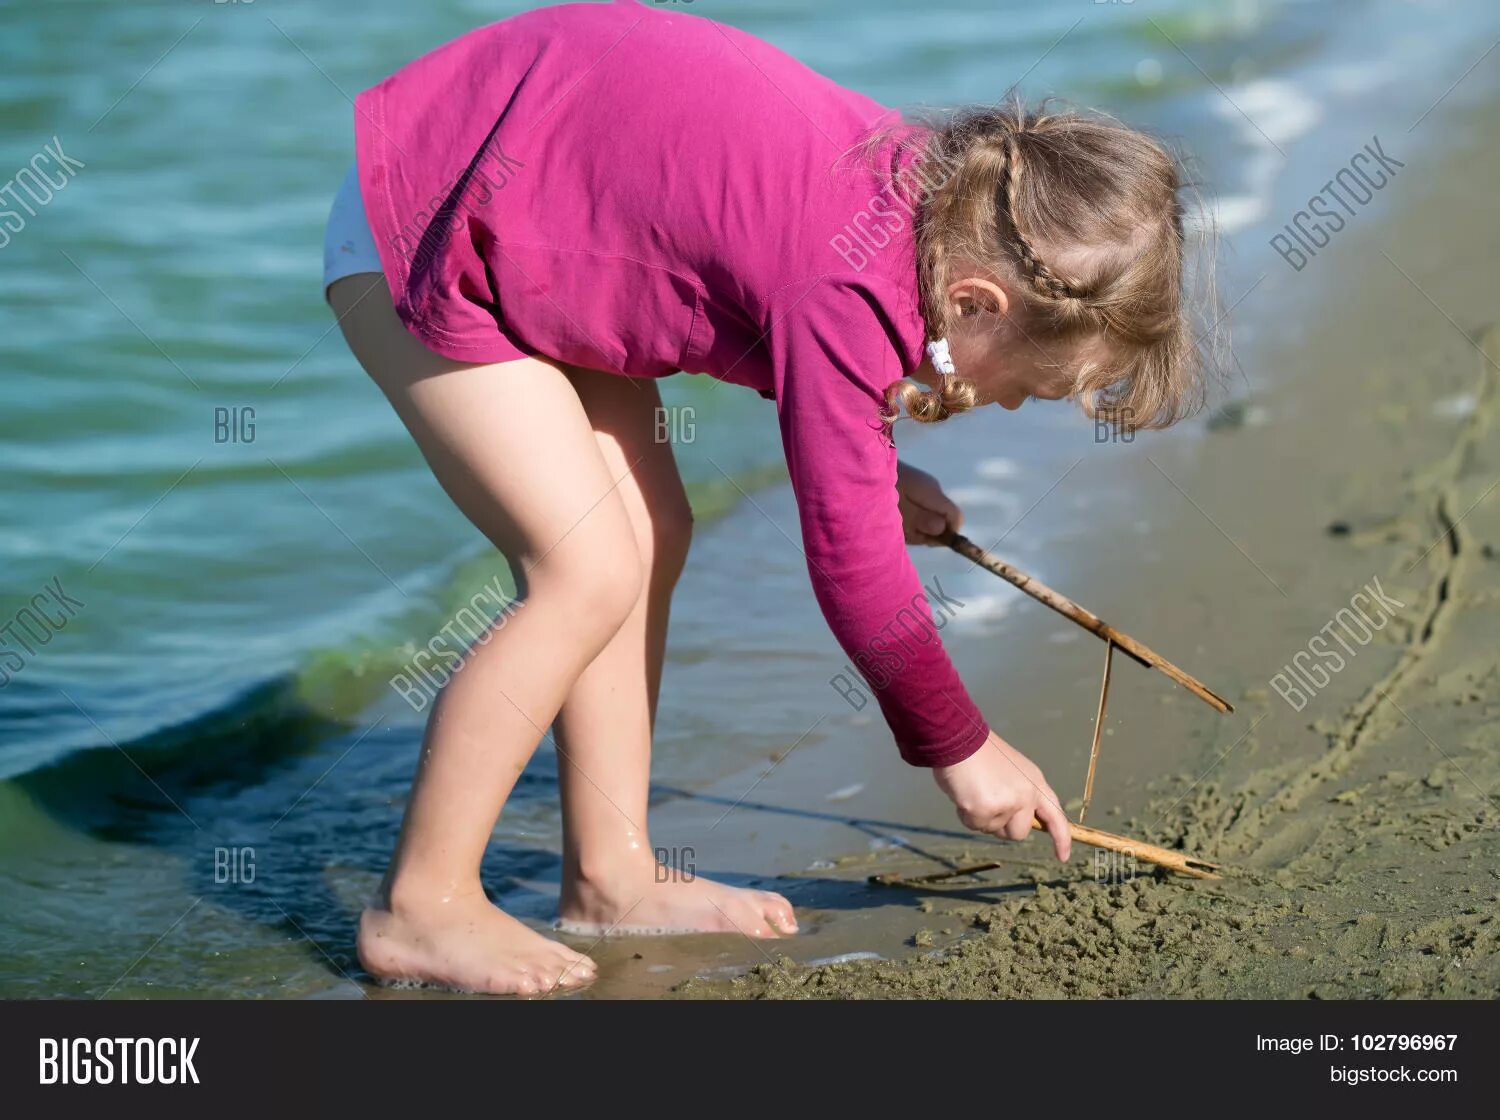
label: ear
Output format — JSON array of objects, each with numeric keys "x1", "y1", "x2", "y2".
[{"x1": 945, "y1": 275, "x2": 1009, "y2": 321}]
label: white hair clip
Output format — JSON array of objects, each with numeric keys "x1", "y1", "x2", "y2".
[{"x1": 925, "y1": 337, "x2": 956, "y2": 376}]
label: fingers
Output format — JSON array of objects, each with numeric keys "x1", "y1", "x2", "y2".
[
  {"x1": 932, "y1": 491, "x2": 964, "y2": 534},
  {"x1": 895, "y1": 463, "x2": 964, "y2": 538},
  {"x1": 1033, "y1": 795, "x2": 1073, "y2": 862},
  {"x1": 1001, "y1": 812, "x2": 1033, "y2": 842},
  {"x1": 937, "y1": 735, "x2": 1071, "y2": 862},
  {"x1": 912, "y1": 495, "x2": 960, "y2": 536},
  {"x1": 898, "y1": 494, "x2": 949, "y2": 546},
  {"x1": 1041, "y1": 783, "x2": 1063, "y2": 818}
]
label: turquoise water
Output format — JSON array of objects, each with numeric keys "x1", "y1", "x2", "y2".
[{"x1": 2, "y1": 0, "x2": 1497, "y2": 997}]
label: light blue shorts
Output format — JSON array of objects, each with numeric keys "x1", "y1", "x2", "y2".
[{"x1": 322, "y1": 165, "x2": 382, "y2": 300}]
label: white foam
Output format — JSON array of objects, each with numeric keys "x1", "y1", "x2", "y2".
[
  {"x1": 554, "y1": 918, "x2": 706, "y2": 937},
  {"x1": 1211, "y1": 193, "x2": 1269, "y2": 235},
  {"x1": 946, "y1": 592, "x2": 1012, "y2": 630},
  {"x1": 806, "y1": 951, "x2": 883, "y2": 967},
  {"x1": 974, "y1": 457, "x2": 1021, "y2": 481},
  {"x1": 946, "y1": 486, "x2": 1021, "y2": 510},
  {"x1": 1432, "y1": 392, "x2": 1475, "y2": 419},
  {"x1": 379, "y1": 976, "x2": 450, "y2": 991},
  {"x1": 826, "y1": 782, "x2": 865, "y2": 802},
  {"x1": 1219, "y1": 78, "x2": 1322, "y2": 149}
]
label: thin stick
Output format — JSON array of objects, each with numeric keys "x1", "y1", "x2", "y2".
[
  {"x1": 943, "y1": 532, "x2": 1234, "y2": 714},
  {"x1": 872, "y1": 819, "x2": 1221, "y2": 884},
  {"x1": 1037, "y1": 820, "x2": 1219, "y2": 880},
  {"x1": 1078, "y1": 640, "x2": 1113, "y2": 825}
]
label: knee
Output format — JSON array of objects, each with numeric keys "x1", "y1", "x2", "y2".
[
  {"x1": 648, "y1": 498, "x2": 694, "y2": 589},
  {"x1": 530, "y1": 543, "x2": 645, "y2": 639}
]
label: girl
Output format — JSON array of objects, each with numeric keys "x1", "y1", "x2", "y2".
[{"x1": 325, "y1": 0, "x2": 1204, "y2": 995}]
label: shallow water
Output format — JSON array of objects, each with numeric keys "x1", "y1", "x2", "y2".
[{"x1": 2, "y1": 0, "x2": 1498, "y2": 997}]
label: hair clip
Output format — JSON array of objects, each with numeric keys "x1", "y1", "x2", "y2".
[{"x1": 925, "y1": 337, "x2": 956, "y2": 376}]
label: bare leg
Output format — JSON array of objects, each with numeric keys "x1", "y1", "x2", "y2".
[
  {"x1": 553, "y1": 367, "x2": 797, "y2": 938},
  {"x1": 332, "y1": 275, "x2": 642, "y2": 995}
]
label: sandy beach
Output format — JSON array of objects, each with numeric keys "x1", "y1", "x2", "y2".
[{"x1": 639, "y1": 91, "x2": 1500, "y2": 1000}]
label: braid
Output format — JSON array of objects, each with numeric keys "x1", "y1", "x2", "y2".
[
  {"x1": 906, "y1": 96, "x2": 1206, "y2": 432},
  {"x1": 883, "y1": 372, "x2": 978, "y2": 425},
  {"x1": 1000, "y1": 135, "x2": 1084, "y2": 301}
]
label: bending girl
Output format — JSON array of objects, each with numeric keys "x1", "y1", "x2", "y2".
[{"x1": 325, "y1": 0, "x2": 1203, "y2": 995}]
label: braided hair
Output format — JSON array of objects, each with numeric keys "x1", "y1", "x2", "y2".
[
  {"x1": 885, "y1": 96, "x2": 1207, "y2": 432},
  {"x1": 1000, "y1": 135, "x2": 1087, "y2": 301}
]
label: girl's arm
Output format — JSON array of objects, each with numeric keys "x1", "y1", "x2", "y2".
[
  {"x1": 764, "y1": 273, "x2": 1071, "y2": 859},
  {"x1": 765, "y1": 273, "x2": 990, "y2": 767}
]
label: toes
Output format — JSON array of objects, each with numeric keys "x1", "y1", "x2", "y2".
[
  {"x1": 565, "y1": 952, "x2": 598, "y2": 977},
  {"x1": 759, "y1": 892, "x2": 798, "y2": 936},
  {"x1": 499, "y1": 957, "x2": 589, "y2": 998},
  {"x1": 508, "y1": 969, "x2": 541, "y2": 997},
  {"x1": 708, "y1": 890, "x2": 797, "y2": 939},
  {"x1": 550, "y1": 952, "x2": 597, "y2": 991},
  {"x1": 729, "y1": 896, "x2": 786, "y2": 939},
  {"x1": 510, "y1": 965, "x2": 552, "y2": 1001},
  {"x1": 552, "y1": 972, "x2": 592, "y2": 992},
  {"x1": 711, "y1": 900, "x2": 763, "y2": 937}
]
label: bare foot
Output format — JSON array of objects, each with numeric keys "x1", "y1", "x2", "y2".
[
  {"x1": 558, "y1": 856, "x2": 797, "y2": 938},
  {"x1": 358, "y1": 888, "x2": 597, "y2": 996}
]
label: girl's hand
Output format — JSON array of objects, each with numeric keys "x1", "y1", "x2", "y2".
[
  {"x1": 896, "y1": 461, "x2": 963, "y2": 546},
  {"x1": 932, "y1": 733, "x2": 1072, "y2": 861}
]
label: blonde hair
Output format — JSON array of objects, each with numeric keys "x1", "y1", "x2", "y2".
[{"x1": 884, "y1": 97, "x2": 1212, "y2": 433}]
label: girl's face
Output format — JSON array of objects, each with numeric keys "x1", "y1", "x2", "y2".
[
  {"x1": 919, "y1": 274, "x2": 1104, "y2": 411},
  {"x1": 951, "y1": 324, "x2": 1087, "y2": 410}
]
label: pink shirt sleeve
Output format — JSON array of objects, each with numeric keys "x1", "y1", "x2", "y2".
[{"x1": 765, "y1": 273, "x2": 991, "y2": 767}]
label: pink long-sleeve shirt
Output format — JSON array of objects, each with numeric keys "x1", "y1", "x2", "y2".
[{"x1": 355, "y1": 0, "x2": 990, "y2": 766}]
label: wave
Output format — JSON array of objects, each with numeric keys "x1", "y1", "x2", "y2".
[{"x1": 0, "y1": 454, "x2": 790, "y2": 786}]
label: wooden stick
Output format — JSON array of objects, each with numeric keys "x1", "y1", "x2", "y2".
[
  {"x1": 943, "y1": 532, "x2": 1234, "y2": 714},
  {"x1": 1038, "y1": 819, "x2": 1218, "y2": 878},
  {"x1": 1078, "y1": 640, "x2": 1113, "y2": 825},
  {"x1": 872, "y1": 819, "x2": 1221, "y2": 884}
]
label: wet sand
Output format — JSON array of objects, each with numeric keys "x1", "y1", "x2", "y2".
[{"x1": 643, "y1": 98, "x2": 1500, "y2": 1000}]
